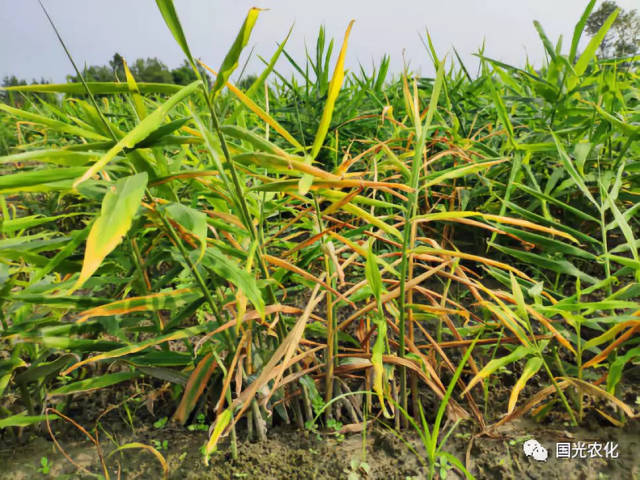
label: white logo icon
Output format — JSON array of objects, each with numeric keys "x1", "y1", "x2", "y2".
[{"x1": 523, "y1": 439, "x2": 548, "y2": 462}]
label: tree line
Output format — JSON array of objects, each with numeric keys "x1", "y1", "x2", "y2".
[
  {"x1": 2, "y1": 53, "x2": 202, "y2": 88},
  {"x1": 2, "y1": 1, "x2": 638, "y2": 101}
]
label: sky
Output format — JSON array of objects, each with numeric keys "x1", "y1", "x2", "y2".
[{"x1": 0, "y1": 1, "x2": 636, "y2": 84}]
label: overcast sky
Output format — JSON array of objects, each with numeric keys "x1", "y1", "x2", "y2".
[{"x1": 0, "y1": 1, "x2": 636, "y2": 84}]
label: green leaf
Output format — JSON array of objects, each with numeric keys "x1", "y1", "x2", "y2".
[
  {"x1": 340, "y1": 203, "x2": 402, "y2": 241},
  {"x1": 432, "y1": 331, "x2": 483, "y2": 448},
  {"x1": 0, "y1": 413, "x2": 59, "y2": 429},
  {"x1": 74, "y1": 81, "x2": 200, "y2": 186},
  {"x1": 608, "y1": 197, "x2": 639, "y2": 278},
  {"x1": 0, "y1": 167, "x2": 87, "y2": 194},
  {"x1": 210, "y1": 8, "x2": 262, "y2": 98},
  {"x1": 607, "y1": 346, "x2": 640, "y2": 394},
  {"x1": 484, "y1": 65, "x2": 515, "y2": 146},
  {"x1": 0, "y1": 149, "x2": 99, "y2": 167},
  {"x1": 367, "y1": 241, "x2": 390, "y2": 418},
  {"x1": 305, "y1": 321, "x2": 359, "y2": 347},
  {"x1": 440, "y1": 452, "x2": 475, "y2": 480},
  {"x1": 0, "y1": 359, "x2": 27, "y2": 376},
  {"x1": 127, "y1": 351, "x2": 192, "y2": 367},
  {"x1": 589, "y1": 102, "x2": 640, "y2": 138},
  {"x1": 246, "y1": 25, "x2": 293, "y2": 98},
  {"x1": 220, "y1": 125, "x2": 290, "y2": 157},
  {"x1": 166, "y1": 203, "x2": 208, "y2": 262},
  {"x1": 0, "y1": 374, "x2": 12, "y2": 400},
  {"x1": 570, "y1": 0, "x2": 597, "y2": 63},
  {"x1": 2, "y1": 82, "x2": 181, "y2": 95},
  {"x1": 509, "y1": 272, "x2": 528, "y2": 321},
  {"x1": 16, "y1": 336, "x2": 122, "y2": 352},
  {"x1": 198, "y1": 247, "x2": 265, "y2": 319},
  {"x1": 513, "y1": 182, "x2": 599, "y2": 223},
  {"x1": 0, "y1": 104, "x2": 110, "y2": 142},
  {"x1": 489, "y1": 242, "x2": 598, "y2": 284},
  {"x1": 497, "y1": 225, "x2": 595, "y2": 260},
  {"x1": 533, "y1": 21, "x2": 557, "y2": 62},
  {"x1": 365, "y1": 242, "x2": 383, "y2": 305},
  {"x1": 0, "y1": 359, "x2": 27, "y2": 397},
  {"x1": 423, "y1": 159, "x2": 505, "y2": 188},
  {"x1": 49, "y1": 371, "x2": 139, "y2": 396},
  {"x1": 14, "y1": 354, "x2": 74, "y2": 385},
  {"x1": 61, "y1": 322, "x2": 216, "y2": 375},
  {"x1": 155, "y1": 0, "x2": 195, "y2": 65},
  {"x1": 551, "y1": 132, "x2": 599, "y2": 208},
  {"x1": 461, "y1": 345, "x2": 534, "y2": 396},
  {"x1": 31, "y1": 227, "x2": 90, "y2": 284},
  {"x1": 1, "y1": 213, "x2": 85, "y2": 235},
  {"x1": 569, "y1": 7, "x2": 619, "y2": 89},
  {"x1": 131, "y1": 117, "x2": 191, "y2": 149}
]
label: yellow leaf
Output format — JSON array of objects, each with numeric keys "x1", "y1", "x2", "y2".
[
  {"x1": 199, "y1": 61, "x2": 304, "y2": 151},
  {"x1": 203, "y1": 408, "x2": 232, "y2": 465},
  {"x1": 310, "y1": 20, "x2": 355, "y2": 160},
  {"x1": 507, "y1": 357, "x2": 543, "y2": 414},
  {"x1": 71, "y1": 173, "x2": 147, "y2": 292}
]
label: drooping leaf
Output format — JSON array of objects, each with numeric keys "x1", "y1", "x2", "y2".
[
  {"x1": 173, "y1": 353, "x2": 218, "y2": 424},
  {"x1": 72, "y1": 172, "x2": 148, "y2": 291},
  {"x1": 108, "y1": 442, "x2": 169, "y2": 479},
  {"x1": 203, "y1": 408, "x2": 232, "y2": 465},
  {"x1": 202, "y1": 65, "x2": 304, "y2": 150},
  {"x1": 507, "y1": 356, "x2": 543, "y2": 414},
  {"x1": 76, "y1": 289, "x2": 199, "y2": 323},
  {"x1": 61, "y1": 322, "x2": 217, "y2": 375},
  {"x1": 461, "y1": 345, "x2": 535, "y2": 396}
]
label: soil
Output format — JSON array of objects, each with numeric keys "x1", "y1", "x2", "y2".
[
  {"x1": 2, "y1": 283, "x2": 638, "y2": 480},
  {"x1": 1, "y1": 415, "x2": 638, "y2": 480}
]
